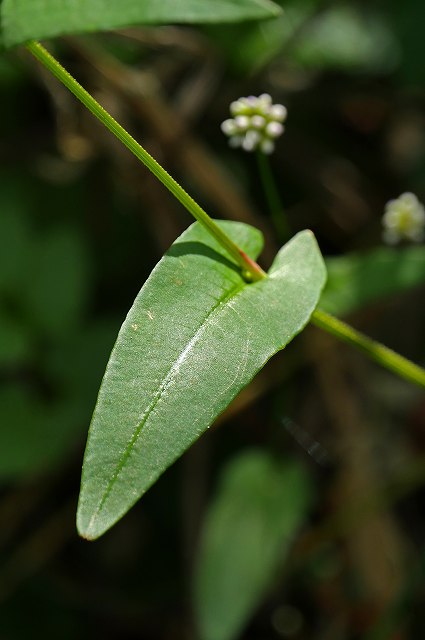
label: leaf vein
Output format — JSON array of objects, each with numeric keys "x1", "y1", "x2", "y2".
[{"x1": 87, "y1": 279, "x2": 248, "y2": 530}]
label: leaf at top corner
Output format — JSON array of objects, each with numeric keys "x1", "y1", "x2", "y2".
[
  {"x1": 77, "y1": 220, "x2": 326, "y2": 540},
  {"x1": 0, "y1": 0, "x2": 282, "y2": 49}
]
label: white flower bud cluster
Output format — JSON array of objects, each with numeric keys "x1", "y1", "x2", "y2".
[
  {"x1": 382, "y1": 192, "x2": 425, "y2": 245},
  {"x1": 221, "y1": 94, "x2": 287, "y2": 154}
]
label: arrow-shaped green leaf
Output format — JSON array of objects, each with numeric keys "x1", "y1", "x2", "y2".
[
  {"x1": 0, "y1": 0, "x2": 282, "y2": 49},
  {"x1": 77, "y1": 221, "x2": 326, "y2": 539}
]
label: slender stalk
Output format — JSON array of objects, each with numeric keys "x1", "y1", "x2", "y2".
[
  {"x1": 311, "y1": 308, "x2": 425, "y2": 389},
  {"x1": 26, "y1": 40, "x2": 425, "y2": 389},
  {"x1": 256, "y1": 151, "x2": 290, "y2": 241},
  {"x1": 26, "y1": 40, "x2": 266, "y2": 282}
]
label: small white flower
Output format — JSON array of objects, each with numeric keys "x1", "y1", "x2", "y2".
[
  {"x1": 265, "y1": 121, "x2": 284, "y2": 138},
  {"x1": 269, "y1": 104, "x2": 287, "y2": 122},
  {"x1": 251, "y1": 115, "x2": 266, "y2": 129},
  {"x1": 220, "y1": 119, "x2": 238, "y2": 136},
  {"x1": 234, "y1": 115, "x2": 250, "y2": 130},
  {"x1": 257, "y1": 93, "x2": 272, "y2": 109},
  {"x1": 242, "y1": 130, "x2": 261, "y2": 151},
  {"x1": 382, "y1": 192, "x2": 425, "y2": 244},
  {"x1": 221, "y1": 94, "x2": 287, "y2": 154},
  {"x1": 260, "y1": 139, "x2": 275, "y2": 155}
]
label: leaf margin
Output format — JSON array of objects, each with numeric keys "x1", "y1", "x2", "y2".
[
  {"x1": 0, "y1": 0, "x2": 282, "y2": 49},
  {"x1": 77, "y1": 221, "x2": 326, "y2": 540}
]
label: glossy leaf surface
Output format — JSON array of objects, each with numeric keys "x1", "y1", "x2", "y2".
[
  {"x1": 0, "y1": 0, "x2": 281, "y2": 49},
  {"x1": 77, "y1": 221, "x2": 326, "y2": 539},
  {"x1": 320, "y1": 245, "x2": 425, "y2": 316},
  {"x1": 194, "y1": 450, "x2": 313, "y2": 640}
]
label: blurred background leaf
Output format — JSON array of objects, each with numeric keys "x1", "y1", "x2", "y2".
[
  {"x1": 205, "y1": 1, "x2": 398, "y2": 75},
  {"x1": 194, "y1": 450, "x2": 313, "y2": 640},
  {"x1": 320, "y1": 245, "x2": 425, "y2": 316}
]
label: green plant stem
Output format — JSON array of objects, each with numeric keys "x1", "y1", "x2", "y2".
[
  {"x1": 256, "y1": 151, "x2": 290, "y2": 241},
  {"x1": 26, "y1": 40, "x2": 425, "y2": 389},
  {"x1": 311, "y1": 308, "x2": 425, "y2": 389},
  {"x1": 26, "y1": 40, "x2": 266, "y2": 282}
]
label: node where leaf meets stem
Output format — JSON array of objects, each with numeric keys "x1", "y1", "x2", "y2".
[
  {"x1": 26, "y1": 40, "x2": 425, "y2": 389},
  {"x1": 26, "y1": 40, "x2": 266, "y2": 283}
]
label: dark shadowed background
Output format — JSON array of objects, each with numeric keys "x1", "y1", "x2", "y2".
[{"x1": 0, "y1": 0, "x2": 425, "y2": 638}]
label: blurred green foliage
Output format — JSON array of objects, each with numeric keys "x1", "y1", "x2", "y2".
[
  {"x1": 0, "y1": 172, "x2": 119, "y2": 478},
  {"x1": 0, "y1": 0, "x2": 425, "y2": 638},
  {"x1": 194, "y1": 450, "x2": 312, "y2": 640},
  {"x1": 321, "y1": 246, "x2": 425, "y2": 316}
]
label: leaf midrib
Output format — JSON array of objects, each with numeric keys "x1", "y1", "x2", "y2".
[{"x1": 86, "y1": 277, "x2": 250, "y2": 532}]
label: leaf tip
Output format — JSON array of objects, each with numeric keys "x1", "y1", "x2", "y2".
[
  {"x1": 77, "y1": 500, "x2": 125, "y2": 540},
  {"x1": 77, "y1": 521, "x2": 95, "y2": 542},
  {"x1": 76, "y1": 507, "x2": 103, "y2": 541},
  {"x1": 77, "y1": 522, "x2": 104, "y2": 541},
  {"x1": 78, "y1": 530, "x2": 96, "y2": 542}
]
